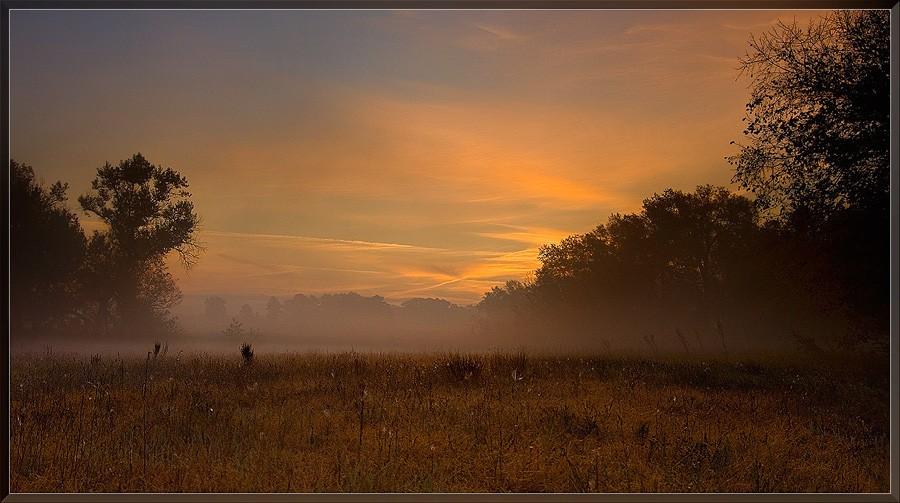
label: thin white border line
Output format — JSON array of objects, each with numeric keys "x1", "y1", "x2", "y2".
[{"x1": 5, "y1": 6, "x2": 896, "y2": 498}]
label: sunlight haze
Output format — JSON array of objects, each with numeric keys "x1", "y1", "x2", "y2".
[{"x1": 10, "y1": 9, "x2": 822, "y2": 305}]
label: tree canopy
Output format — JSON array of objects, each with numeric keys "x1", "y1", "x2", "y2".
[
  {"x1": 78, "y1": 154, "x2": 201, "y2": 332},
  {"x1": 728, "y1": 11, "x2": 889, "y2": 221},
  {"x1": 10, "y1": 160, "x2": 86, "y2": 331}
]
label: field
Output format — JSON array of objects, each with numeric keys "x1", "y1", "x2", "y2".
[{"x1": 9, "y1": 349, "x2": 890, "y2": 493}]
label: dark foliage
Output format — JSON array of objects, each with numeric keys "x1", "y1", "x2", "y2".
[
  {"x1": 78, "y1": 153, "x2": 201, "y2": 335},
  {"x1": 9, "y1": 160, "x2": 86, "y2": 332},
  {"x1": 240, "y1": 342, "x2": 254, "y2": 365},
  {"x1": 728, "y1": 11, "x2": 889, "y2": 221},
  {"x1": 10, "y1": 154, "x2": 199, "y2": 340}
]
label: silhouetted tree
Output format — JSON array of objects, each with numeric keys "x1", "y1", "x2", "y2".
[
  {"x1": 80, "y1": 232, "x2": 119, "y2": 332},
  {"x1": 480, "y1": 186, "x2": 820, "y2": 350},
  {"x1": 10, "y1": 160, "x2": 86, "y2": 332},
  {"x1": 282, "y1": 293, "x2": 316, "y2": 324},
  {"x1": 478, "y1": 280, "x2": 536, "y2": 326},
  {"x1": 532, "y1": 186, "x2": 758, "y2": 318},
  {"x1": 137, "y1": 258, "x2": 182, "y2": 333},
  {"x1": 728, "y1": 11, "x2": 889, "y2": 345},
  {"x1": 728, "y1": 11, "x2": 889, "y2": 220},
  {"x1": 78, "y1": 153, "x2": 201, "y2": 334},
  {"x1": 642, "y1": 186, "x2": 758, "y2": 317},
  {"x1": 401, "y1": 297, "x2": 467, "y2": 327}
]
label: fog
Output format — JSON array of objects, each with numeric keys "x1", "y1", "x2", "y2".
[{"x1": 11, "y1": 287, "x2": 820, "y2": 358}]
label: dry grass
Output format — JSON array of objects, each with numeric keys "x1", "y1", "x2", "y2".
[{"x1": 9, "y1": 350, "x2": 889, "y2": 493}]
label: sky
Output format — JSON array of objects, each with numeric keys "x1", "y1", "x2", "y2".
[{"x1": 10, "y1": 9, "x2": 826, "y2": 306}]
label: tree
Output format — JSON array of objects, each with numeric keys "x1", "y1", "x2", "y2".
[
  {"x1": 478, "y1": 280, "x2": 533, "y2": 316},
  {"x1": 728, "y1": 12, "x2": 889, "y2": 345},
  {"x1": 480, "y1": 185, "x2": 783, "y2": 349},
  {"x1": 641, "y1": 186, "x2": 758, "y2": 308},
  {"x1": 80, "y1": 232, "x2": 119, "y2": 332},
  {"x1": 78, "y1": 153, "x2": 201, "y2": 332},
  {"x1": 10, "y1": 160, "x2": 86, "y2": 332},
  {"x1": 532, "y1": 186, "x2": 758, "y2": 320},
  {"x1": 224, "y1": 318, "x2": 245, "y2": 338},
  {"x1": 728, "y1": 11, "x2": 889, "y2": 221},
  {"x1": 137, "y1": 258, "x2": 183, "y2": 332}
]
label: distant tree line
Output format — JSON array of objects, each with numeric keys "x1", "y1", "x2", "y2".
[
  {"x1": 203, "y1": 293, "x2": 472, "y2": 340},
  {"x1": 10, "y1": 154, "x2": 200, "y2": 339}
]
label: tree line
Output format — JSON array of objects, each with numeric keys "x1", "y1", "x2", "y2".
[{"x1": 202, "y1": 294, "x2": 472, "y2": 340}]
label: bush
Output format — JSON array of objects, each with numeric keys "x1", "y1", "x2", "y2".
[{"x1": 240, "y1": 343, "x2": 254, "y2": 365}]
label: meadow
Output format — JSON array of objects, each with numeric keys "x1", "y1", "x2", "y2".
[{"x1": 9, "y1": 348, "x2": 890, "y2": 493}]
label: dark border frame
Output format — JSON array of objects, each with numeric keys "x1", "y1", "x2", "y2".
[
  {"x1": 0, "y1": 0, "x2": 898, "y2": 7},
  {"x1": 2, "y1": 1, "x2": 898, "y2": 501}
]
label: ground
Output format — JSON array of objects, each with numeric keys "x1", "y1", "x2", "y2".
[{"x1": 9, "y1": 350, "x2": 890, "y2": 492}]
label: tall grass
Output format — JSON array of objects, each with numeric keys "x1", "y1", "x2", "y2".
[{"x1": 9, "y1": 349, "x2": 888, "y2": 492}]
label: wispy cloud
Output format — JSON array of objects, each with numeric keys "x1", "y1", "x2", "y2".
[
  {"x1": 474, "y1": 23, "x2": 525, "y2": 41},
  {"x1": 204, "y1": 230, "x2": 441, "y2": 252}
]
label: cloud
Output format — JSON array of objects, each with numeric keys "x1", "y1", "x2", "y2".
[
  {"x1": 474, "y1": 23, "x2": 525, "y2": 41},
  {"x1": 205, "y1": 230, "x2": 441, "y2": 252}
]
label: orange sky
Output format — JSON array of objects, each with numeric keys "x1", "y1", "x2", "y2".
[{"x1": 10, "y1": 9, "x2": 827, "y2": 305}]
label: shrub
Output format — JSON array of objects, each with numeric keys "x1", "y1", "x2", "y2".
[{"x1": 240, "y1": 343, "x2": 254, "y2": 365}]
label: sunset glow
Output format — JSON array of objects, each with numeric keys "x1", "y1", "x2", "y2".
[{"x1": 11, "y1": 9, "x2": 824, "y2": 305}]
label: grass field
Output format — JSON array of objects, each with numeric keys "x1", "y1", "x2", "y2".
[{"x1": 9, "y1": 349, "x2": 890, "y2": 493}]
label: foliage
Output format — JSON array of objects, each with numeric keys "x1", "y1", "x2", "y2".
[
  {"x1": 240, "y1": 343, "x2": 254, "y2": 365},
  {"x1": 728, "y1": 11, "x2": 889, "y2": 221},
  {"x1": 728, "y1": 10, "x2": 890, "y2": 342},
  {"x1": 224, "y1": 318, "x2": 246, "y2": 338},
  {"x1": 480, "y1": 182, "x2": 885, "y2": 347},
  {"x1": 9, "y1": 160, "x2": 86, "y2": 332},
  {"x1": 78, "y1": 153, "x2": 201, "y2": 267},
  {"x1": 78, "y1": 153, "x2": 201, "y2": 334}
]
